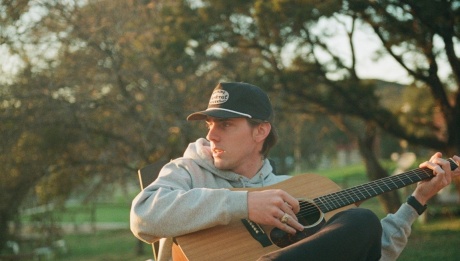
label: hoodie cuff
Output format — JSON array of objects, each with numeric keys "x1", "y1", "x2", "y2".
[
  {"x1": 227, "y1": 190, "x2": 249, "y2": 219},
  {"x1": 398, "y1": 202, "x2": 420, "y2": 224}
]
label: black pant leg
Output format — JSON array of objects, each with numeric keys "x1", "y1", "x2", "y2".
[{"x1": 258, "y1": 208, "x2": 382, "y2": 261}]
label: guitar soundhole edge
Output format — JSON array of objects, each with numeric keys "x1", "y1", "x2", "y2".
[{"x1": 270, "y1": 199, "x2": 325, "y2": 248}]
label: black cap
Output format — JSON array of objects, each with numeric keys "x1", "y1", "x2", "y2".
[{"x1": 187, "y1": 82, "x2": 274, "y2": 122}]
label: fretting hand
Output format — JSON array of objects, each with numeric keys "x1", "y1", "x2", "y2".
[{"x1": 413, "y1": 152, "x2": 460, "y2": 205}]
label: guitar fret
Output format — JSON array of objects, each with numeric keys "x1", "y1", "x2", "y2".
[
  {"x1": 382, "y1": 180, "x2": 393, "y2": 191},
  {"x1": 337, "y1": 194, "x2": 347, "y2": 207},
  {"x1": 390, "y1": 178, "x2": 399, "y2": 189},
  {"x1": 314, "y1": 197, "x2": 331, "y2": 212},
  {"x1": 406, "y1": 172, "x2": 415, "y2": 182},
  {"x1": 357, "y1": 189, "x2": 367, "y2": 200},
  {"x1": 324, "y1": 194, "x2": 340, "y2": 210},
  {"x1": 343, "y1": 189, "x2": 360, "y2": 205},
  {"x1": 368, "y1": 184, "x2": 379, "y2": 196}
]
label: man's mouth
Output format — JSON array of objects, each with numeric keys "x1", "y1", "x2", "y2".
[{"x1": 212, "y1": 148, "x2": 224, "y2": 156}]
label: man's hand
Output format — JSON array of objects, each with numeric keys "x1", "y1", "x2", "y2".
[
  {"x1": 414, "y1": 152, "x2": 460, "y2": 205},
  {"x1": 247, "y1": 189, "x2": 304, "y2": 234}
]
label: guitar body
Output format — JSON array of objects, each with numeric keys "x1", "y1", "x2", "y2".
[{"x1": 174, "y1": 174, "x2": 354, "y2": 261}]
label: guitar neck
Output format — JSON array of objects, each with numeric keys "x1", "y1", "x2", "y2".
[{"x1": 313, "y1": 158, "x2": 458, "y2": 213}]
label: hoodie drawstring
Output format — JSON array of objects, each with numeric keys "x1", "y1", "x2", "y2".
[
  {"x1": 238, "y1": 172, "x2": 265, "y2": 188},
  {"x1": 239, "y1": 176, "x2": 246, "y2": 188}
]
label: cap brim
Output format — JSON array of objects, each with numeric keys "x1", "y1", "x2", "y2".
[{"x1": 187, "y1": 109, "x2": 248, "y2": 121}]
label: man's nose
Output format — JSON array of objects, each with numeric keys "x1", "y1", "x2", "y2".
[{"x1": 206, "y1": 125, "x2": 218, "y2": 141}]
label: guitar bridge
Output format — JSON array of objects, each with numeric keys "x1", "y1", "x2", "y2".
[{"x1": 241, "y1": 219, "x2": 273, "y2": 247}]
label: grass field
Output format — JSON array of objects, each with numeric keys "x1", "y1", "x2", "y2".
[
  {"x1": 54, "y1": 203, "x2": 131, "y2": 224},
  {"x1": 399, "y1": 218, "x2": 460, "y2": 260},
  {"x1": 61, "y1": 229, "x2": 152, "y2": 261}
]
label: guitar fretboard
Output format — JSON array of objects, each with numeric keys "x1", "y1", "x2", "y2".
[{"x1": 310, "y1": 158, "x2": 458, "y2": 213}]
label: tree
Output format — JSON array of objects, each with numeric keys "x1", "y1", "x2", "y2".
[
  {"x1": 184, "y1": 0, "x2": 459, "y2": 212},
  {"x1": 0, "y1": 0, "x2": 218, "y2": 252},
  {"x1": 348, "y1": 0, "x2": 459, "y2": 154}
]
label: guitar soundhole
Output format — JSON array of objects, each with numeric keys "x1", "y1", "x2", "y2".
[
  {"x1": 270, "y1": 199, "x2": 325, "y2": 248},
  {"x1": 297, "y1": 199, "x2": 324, "y2": 226}
]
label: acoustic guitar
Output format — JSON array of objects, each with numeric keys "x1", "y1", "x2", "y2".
[{"x1": 172, "y1": 158, "x2": 458, "y2": 261}]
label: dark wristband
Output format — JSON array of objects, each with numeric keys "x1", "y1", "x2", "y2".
[{"x1": 406, "y1": 195, "x2": 427, "y2": 215}]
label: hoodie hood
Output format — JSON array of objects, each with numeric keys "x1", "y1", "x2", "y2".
[{"x1": 183, "y1": 138, "x2": 276, "y2": 187}]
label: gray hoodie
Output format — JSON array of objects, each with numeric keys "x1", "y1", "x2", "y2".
[{"x1": 130, "y1": 138, "x2": 419, "y2": 261}]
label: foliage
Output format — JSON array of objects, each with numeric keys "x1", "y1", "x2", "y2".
[
  {"x1": 0, "y1": 0, "x2": 215, "y2": 251},
  {"x1": 347, "y1": 0, "x2": 460, "y2": 153}
]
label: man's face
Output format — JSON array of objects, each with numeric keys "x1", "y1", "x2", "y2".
[{"x1": 205, "y1": 117, "x2": 263, "y2": 176}]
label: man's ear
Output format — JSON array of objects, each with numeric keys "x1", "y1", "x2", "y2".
[{"x1": 253, "y1": 122, "x2": 271, "y2": 142}]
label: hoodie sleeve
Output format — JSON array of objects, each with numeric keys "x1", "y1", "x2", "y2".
[
  {"x1": 130, "y1": 160, "x2": 248, "y2": 244},
  {"x1": 380, "y1": 203, "x2": 419, "y2": 261}
]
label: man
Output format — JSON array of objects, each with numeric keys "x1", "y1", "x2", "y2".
[{"x1": 130, "y1": 82, "x2": 460, "y2": 261}]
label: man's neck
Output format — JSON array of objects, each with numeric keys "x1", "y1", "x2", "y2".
[{"x1": 238, "y1": 158, "x2": 264, "y2": 179}]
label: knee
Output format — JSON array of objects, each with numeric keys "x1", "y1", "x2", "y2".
[
  {"x1": 331, "y1": 208, "x2": 381, "y2": 235},
  {"x1": 350, "y1": 208, "x2": 380, "y2": 225},
  {"x1": 346, "y1": 208, "x2": 382, "y2": 238}
]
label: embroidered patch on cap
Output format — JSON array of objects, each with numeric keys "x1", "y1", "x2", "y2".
[{"x1": 209, "y1": 90, "x2": 229, "y2": 105}]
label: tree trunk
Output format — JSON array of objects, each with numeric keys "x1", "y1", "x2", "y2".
[
  {"x1": 0, "y1": 210, "x2": 12, "y2": 253},
  {"x1": 358, "y1": 122, "x2": 401, "y2": 213}
]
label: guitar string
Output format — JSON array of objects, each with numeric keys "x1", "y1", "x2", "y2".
[
  {"x1": 294, "y1": 168, "x2": 433, "y2": 217},
  {"x1": 296, "y1": 171, "x2": 428, "y2": 217},
  {"x1": 293, "y1": 159, "x2": 456, "y2": 218}
]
